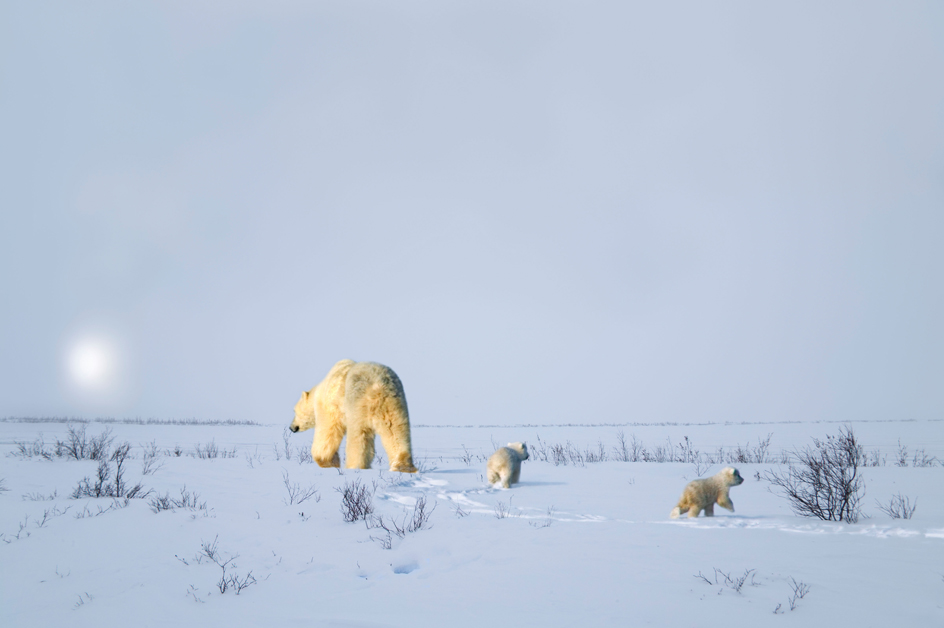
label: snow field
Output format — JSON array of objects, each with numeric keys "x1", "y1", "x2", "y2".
[{"x1": 1, "y1": 419, "x2": 942, "y2": 627}]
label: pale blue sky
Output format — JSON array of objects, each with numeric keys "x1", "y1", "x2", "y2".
[{"x1": 1, "y1": 1, "x2": 942, "y2": 425}]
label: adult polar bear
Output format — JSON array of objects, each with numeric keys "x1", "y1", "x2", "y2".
[{"x1": 290, "y1": 360, "x2": 417, "y2": 473}]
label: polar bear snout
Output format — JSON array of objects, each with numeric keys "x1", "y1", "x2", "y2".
[{"x1": 289, "y1": 423, "x2": 300, "y2": 433}]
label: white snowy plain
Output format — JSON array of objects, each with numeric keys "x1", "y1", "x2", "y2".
[{"x1": 1, "y1": 418, "x2": 942, "y2": 627}]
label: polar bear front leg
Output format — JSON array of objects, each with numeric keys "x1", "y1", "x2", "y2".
[{"x1": 312, "y1": 423, "x2": 345, "y2": 467}]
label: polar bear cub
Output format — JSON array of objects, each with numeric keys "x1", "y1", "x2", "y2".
[
  {"x1": 670, "y1": 467, "x2": 744, "y2": 518},
  {"x1": 487, "y1": 442, "x2": 529, "y2": 488}
]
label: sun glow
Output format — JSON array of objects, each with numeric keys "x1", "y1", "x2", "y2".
[{"x1": 67, "y1": 337, "x2": 117, "y2": 392}]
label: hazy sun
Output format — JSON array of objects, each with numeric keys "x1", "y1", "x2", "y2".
[{"x1": 67, "y1": 337, "x2": 116, "y2": 391}]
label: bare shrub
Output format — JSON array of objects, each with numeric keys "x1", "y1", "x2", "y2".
[
  {"x1": 282, "y1": 471, "x2": 320, "y2": 505},
  {"x1": 198, "y1": 536, "x2": 256, "y2": 595},
  {"x1": 529, "y1": 506, "x2": 554, "y2": 528},
  {"x1": 630, "y1": 435, "x2": 649, "y2": 462},
  {"x1": 296, "y1": 446, "x2": 314, "y2": 464},
  {"x1": 281, "y1": 428, "x2": 293, "y2": 460},
  {"x1": 22, "y1": 489, "x2": 58, "y2": 501},
  {"x1": 550, "y1": 443, "x2": 567, "y2": 466},
  {"x1": 56, "y1": 425, "x2": 113, "y2": 460},
  {"x1": 494, "y1": 500, "x2": 510, "y2": 519},
  {"x1": 72, "y1": 442, "x2": 149, "y2": 499},
  {"x1": 676, "y1": 436, "x2": 699, "y2": 464},
  {"x1": 530, "y1": 437, "x2": 550, "y2": 463},
  {"x1": 140, "y1": 441, "x2": 164, "y2": 475},
  {"x1": 35, "y1": 505, "x2": 71, "y2": 528},
  {"x1": 788, "y1": 578, "x2": 810, "y2": 610},
  {"x1": 895, "y1": 440, "x2": 909, "y2": 467},
  {"x1": 371, "y1": 531, "x2": 394, "y2": 549},
  {"x1": 694, "y1": 568, "x2": 757, "y2": 593},
  {"x1": 12, "y1": 436, "x2": 53, "y2": 459},
  {"x1": 194, "y1": 441, "x2": 219, "y2": 459},
  {"x1": 864, "y1": 449, "x2": 886, "y2": 467},
  {"x1": 193, "y1": 440, "x2": 237, "y2": 459},
  {"x1": 876, "y1": 493, "x2": 917, "y2": 519},
  {"x1": 337, "y1": 478, "x2": 374, "y2": 522},
  {"x1": 912, "y1": 449, "x2": 938, "y2": 468},
  {"x1": 414, "y1": 456, "x2": 436, "y2": 473},
  {"x1": 727, "y1": 434, "x2": 773, "y2": 464},
  {"x1": 0, "y1": 478, "x2": 8, "y2": 493},
  {"x1": 764, "y1": 426, "x2": 864, "y2": 523},
  {"x1": 367, "y1": 495, "x2": 436, "y2": 543},
  {"x1": 550, "y1": 441, "x2": 586, "y2": 467},
  {"x1": 584, "y1": 441, "x2": 608, "y2": 463},
  {"x1": 693, "y1": 457, "x2": 711, "y2": 477},
  {"x1": 612, "y1": 431, "x2": 630, "y2": 462},
  {"x1": 149, "y1": 486, "x2": 207, "y2": 513},
  {"x1": 73, "y1": 498, "x2": 129, "y2": 519}
]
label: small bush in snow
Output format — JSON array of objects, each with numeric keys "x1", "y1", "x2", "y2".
[
  {"x1": 764, "y1": 426, "x2": 864, "y2": 523},
  {"x1": 74, "y1": 498, "x2": 130, "y2": 519},
  {"x1": 22, "y1": 489, "x2": 58, "y2": 501},
  {"x1": 787, "y1": 577, "x2": 811, "y2": 611},
  {"x1": 337, "y1": 477, "x2": 374, "y2": 522},
  {"x1": 140, "y1": 440, "x2": 164, "y2": 475},
  {"x1": 72, "y1": 443, "x2": 149, "y2": 500},
  {"x1": 150, "y1": 486, "x2": 207, "y2": 513},
  {"x1": 695, "y1": 567, "x2": 757, "y2": 593},
  {"x1": 367, "y1": 495, "x2": 435, "y2": 546},
  {"x1": 282, "y1": 471, "x2": 320, "y2": 505},
  {"x1": 529, "y1": 506, "x2": 554, "y2": 528},
  {"x1": 726, "y1": 434, "x2": 773, "y2": 464},
  {"x1": 494, "y1": 498, "x2": 518, "y2": 519},
  {"x1": 192, "y1": 440, "x2": 236, "y2": 459},
  {"x1": 12, "y1": 436, "x2": 54, "y2": 459},
  {"x1": 876, "y1": 493, "x2": 916, "y2": 519},
  {"x1": 56, "y1": 425, "x2": 113, "y2": 460},
  {"x1": 196, "y1": 536, "x2": 256, "y2": 595}
]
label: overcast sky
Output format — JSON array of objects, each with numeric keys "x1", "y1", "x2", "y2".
[{"x1": 1, "y1": 1, "x2": 942, "y2": 427}]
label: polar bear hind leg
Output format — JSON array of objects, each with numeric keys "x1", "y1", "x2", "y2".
[
  {"x1": 373, "y1": 398, "x2": 416, "y2": 473},
  {"x1": 344, "y1": 424, "x2": 376, "y2": 469}
]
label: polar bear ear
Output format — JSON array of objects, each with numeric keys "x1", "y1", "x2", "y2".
[{"x1": 303, "y1": 390, "x2": 310, "y2": 399}]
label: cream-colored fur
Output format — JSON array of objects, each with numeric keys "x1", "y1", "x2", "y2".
[
  {"x1": 290, "y1": 360, "x2": 417, "y2": 473},
  {"x1": 670, "y1": 467, "x2": 744, "y2": 518},
  {"x1": 487, "y1": 442, "x2": 529, "y2": 488}
]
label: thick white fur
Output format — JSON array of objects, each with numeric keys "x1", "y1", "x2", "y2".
[
  {"x1": 487, "y1": 442, "x2": 529, "y2": 488},
  {"x1": 670, "y1": 467, "x2": 744, "y2": 518},
  {"x1": 290, "y1": 360, "x2": 416, "y2": 473}
]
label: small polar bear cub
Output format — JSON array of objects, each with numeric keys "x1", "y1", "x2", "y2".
[
  {"x1": 487, "y1": 442, "x2": 529, "y2": 489},
  {"x1": 670, "y1": 467, "x2": 744, "y2": 518}
]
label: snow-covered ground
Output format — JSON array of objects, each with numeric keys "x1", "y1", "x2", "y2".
[{"x1": 1, "y1": 418, "x2": 942, "y2": 627}]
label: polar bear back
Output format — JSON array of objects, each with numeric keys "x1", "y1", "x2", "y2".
[
  {"x1": 290, "y1": 359, "x2": 416, "y2": 473},
  {"x1": 487, "y1": 442, "x2": 529, "y2": 488}
]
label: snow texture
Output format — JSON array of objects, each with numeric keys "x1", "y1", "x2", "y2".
[{"x1": 1, "y1": 418, "x2": 942, "y2": 626}]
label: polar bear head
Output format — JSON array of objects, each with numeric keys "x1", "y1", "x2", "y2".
[
  {"x1": 507, "y1": 442, "x2": 529, "y2": 460},
  {"x1": 721, "y1": 467, "x2": 744, "y2": 486},
  {"x1": 289, "y1": 390, "x2": 316, "y2": 432}
]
